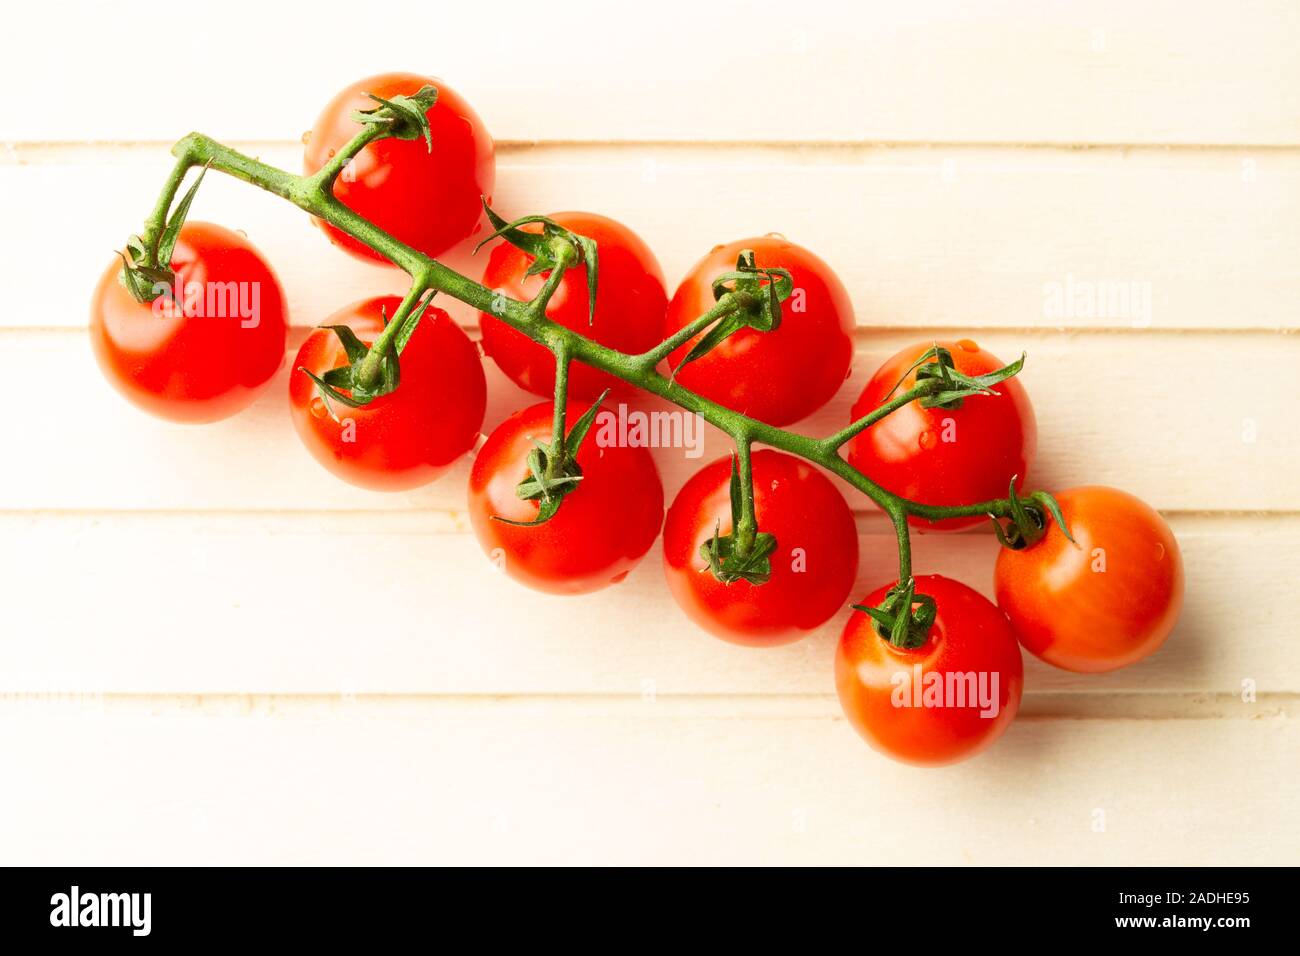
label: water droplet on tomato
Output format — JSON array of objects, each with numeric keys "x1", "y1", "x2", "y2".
[
  {"x1": 956, "y1": 338, "x2": 978, "y2": 352},
  {"x1": 764, "y1": 231, "x2": 787, "y2": 241},
  {"x1": 309, "y1": 396, "x2": 329, "y2": 420},
  {"x1": 918, "y1": 429, "x2": 938, "y2": 450},
  {"x1": 1154, "y1": 542, "x2": 1166, "y2": 561}
]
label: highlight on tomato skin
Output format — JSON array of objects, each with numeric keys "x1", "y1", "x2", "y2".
[
  {"x1": 663, "y1": 236, "x2": 855, "y2": 427},
  {"x1": 835, "y1": 575, "x2": 1024, "y2": 767},
  {"x1": 994, "y1": 486, "x2": 1185, "y2": 674},
  {"x1": 303, "y1": 71, "x2": 495, "y2": 264},
  {"x1": 89, "y1": 221, "x2": 288, "y2": 424},
  {"x1": 847, "y1": 339, "x2": 1037, "y2": 531},
  {"x1": 467, "y1": 401, "x2": 665, "y2": 596},
  {"x1": 662, "y1": 450, "x2": 859, "y2": 647},
  {"x1": 478, "y1": 211, "x2": 668, "y2": 400},
  {"x1": 288, "y1": 296, "x2": 487, "y2": 493}
]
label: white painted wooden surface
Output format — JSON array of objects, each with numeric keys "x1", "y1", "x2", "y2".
[{"x1": 1, "y1": 0, "x2": 1296, "y2": 865}]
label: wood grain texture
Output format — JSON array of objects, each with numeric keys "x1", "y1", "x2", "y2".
[
  {"x1": 0, "y1": 699, "x2": 1292, "y2": 865},
  {"x1": 0, "y1": 511, "x2": 1293, "y2": 697},
  {"x1": 5, "y1": 330, "x2": 1294, "y2": 512},
  {"x1": 7, "y1": 143, "x2": 1298, "y2": 332},
  {"x1": 3, "y1": 1, "x2": 1298, "y2": 144},
  {"x1": 1, "y1": 0, "x2": 1296, "y2": 865}
]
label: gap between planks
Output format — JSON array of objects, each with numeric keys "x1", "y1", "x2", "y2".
[
  {"x1": 7, "y1": 141, "x2": 1300, "y2": 161},
  {"x1": 0, "y1": 691, "x2": 1291, "y2": 721}
]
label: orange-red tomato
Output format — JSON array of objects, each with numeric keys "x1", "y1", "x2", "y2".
[
  {"x1": 994, "y1": 486, "x2": 1183, "y2": 673},
  {"x1": 479, "y1": 211, "x2": 667, "y2": 400},
  {"x1": 663, "y1": 237, "x2": 854, "y2": 426},
  {"x1": 468, "y1": 401, "x2": 664, "y2": 595},
  {"x1": 90, "y1": 221, "x2": 287, "y2": 423},
  {"x1": 836, "y1": 575, "x2": 1023, "y2": 766},
  {"x1": 847, "y1": 340, "x2": 1037, "y2": 530},
  {"x1": 662, "y1": 450, "x2": 859, "y2": 646},
  {"x1": 304, "y1": 72, "x2": 494, "y2": 263},
  {"x1": 289, "y1": 296, "x2": 486, "y2": 492}
]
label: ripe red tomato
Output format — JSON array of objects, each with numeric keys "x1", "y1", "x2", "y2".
[
  {"x1": 289, "y1": 296, "x2": 486, "y2": 491},
  {"x1": 662, "y1": 450, "x2": 859, "y2": 646},
  {"x1": 479, "y1": 211, "x2": 667, "y2": 399},
  {"x1": 836, "y1": 575, "x2": 1024, "y2": 767},
  {"x1": 662, "y1": 236, "x2": 854, "y2": 426},
  {"x1": 90, "y1": 221, "x2": 288, "y2": 424},
  {"x1": 847, "y1": 340, "x2": 1037, "y2": 530},
  {"x1": 304, "y1": 72, "x2": 494, "y2": 263},
  {"x1": 468, "y1": 401, "x2": 664, "y2": 594},
  {"x1": 994, "y1": 486, "x2": 1183, "y2": 673}
]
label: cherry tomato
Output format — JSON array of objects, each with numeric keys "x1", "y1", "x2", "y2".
[
  {"x1": 662, "y1": 450, "x2": 859, "y2": 646},
  {"x1": 289, "y1": 296, "x2": 486, "y2": 492},
  {"x1": 662, "y1": 236, "x2": 854, "y2": 426},
  {"x1": 90, "y1": 221, "x2": 288, "y2": 424},
  {"x1": 994, "y1": 486, "x2": 1183, "y2": 673},
  {"x1": 479, "y1": 212, "x2": 667, "y2": 399},
  {"x1": 847, "y1": 340, "x2": 1037, "y2": 530},
  {"x1": 468, "y1": 401, "x2": 664, "y2": 595},
  {"x1": 836, "y1": 575, "x2": 1024, "y2": 767},
  {"x1": 304, "y1": 72, "x2": 494, "y2": 263}
]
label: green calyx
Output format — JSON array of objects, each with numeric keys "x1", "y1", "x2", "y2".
[
  {"x1": 135, "y1": 130, "x2": 1072, "y2": 647},
  {"x1": 351, "y1": 85, "x2": 438, "y2": 150},
  {"x1": 118, "y1": 163, "x2": 210, "y2": 304},
  {"x1": 990, "y1": 478, "x2": 1075, "y2": 550},
  {"x1": 476, "y1": 202, "x2": 599, "y2": 323},
  {"x1": 888, "y1": 344, "x2": 1026, "y2": 411},
  {"x1": 853, "y1": 578, "x2": 937, "y2": 650},
  {"x1": 698, "y1": 454, "x2": 779, "y2": 585},
  {"x1": 495, "y1": 390, "x2": 609, "y2": 528},
  {"x1": 672, "y1": 250, "x2": 793, "y2": 379},
  {"x1": 297, "y1": 294, "x2": 432, "y2": 419}
]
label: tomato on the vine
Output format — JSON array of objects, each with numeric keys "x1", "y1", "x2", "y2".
[
  {"x1": 662, "y1": 236, "x2": 854, "y2": 426},
  {"x1": 847, "y1": 340, "x2": 1037, "y2": 530},
  {"x1": 479, "y1": 211, "x2": 667, "y2": 399},
  {"x1": 468, "y1": 401, "x2": 664, "y2": 594},
  {"x1": 289, "y1": 296, "x2": 486, "y2": 492},
  {"x1": 90, "y1": 221, "x2": 288, "y2": 424},
  {"x1": 662, "y1": 450, "x2": 858, "y2": 646},
  {"x1": 836, "y1": 575, "x2": 1023, "y2": 766},
  {"x1": 994, "y1": 486, "x2": 1183, "y2": 673},
  {"x1": 304, "y1": 72, "x2": 494, "y2": 263}
]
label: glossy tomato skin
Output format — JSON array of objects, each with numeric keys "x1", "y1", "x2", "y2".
[
  {"x1": 479, "y1": 212, "x2": 667, "y2": 399},
  {"x1": 663, "y1": 450, "x2": 859, "y2": 646},
  {"x1": 304, "y1": 72, "x2": 494, "y2": 263},
  {"x1": 836, "y1": 575, "x2": 1024, "y2": 767},
  {"x1": 90, "y1": 221, "x2": 287, "y2": 424},
  {"x1": 289, "y1": 297, "x2": 486, "y2": 492},
  {"x1": 847, "y1": 340, "x2": 1037, "y2": 531},
  {"x1": 663, "y1": 237, "x2": 854, "y2": 426},
  {"x1": 468, "y1": 401, "x2": 664, "y2": 595},
  {"x1": 995, "y1": 486, "x2": 1183, "y2": 673}
]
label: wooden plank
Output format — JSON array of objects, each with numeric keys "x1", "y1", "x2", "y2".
[
  {"x1": 4, "y1": 329, "x2": 1294, "y2": 512},
  {"x1": 0, "y1": 698, "x2": 1292, "y2": 864},
  {"x1": 8, "y1": 144, "x2": 1298, "y2": 331},
  {"x1": 1, "y1": 511, "x2": 1293, "y2": 695},
  {"x1": 4, "y1": 1, "x2": 1298, "y2": 144}
]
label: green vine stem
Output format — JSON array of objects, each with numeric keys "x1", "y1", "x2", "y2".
[{"x1": 139, "y1": 117, "x2": 1062, "y2": 640}]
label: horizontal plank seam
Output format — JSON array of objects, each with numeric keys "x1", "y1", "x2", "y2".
[
  {"x1": 7, "y1": 140, "x2": 1300, "y2": 156},
  {"x1": 0, "y1": 691, "x2": 1291, "y2": 721},
  {"x1": 8, "y1": 326, "x2": 1300, "y2": 339},
  {"x1": 1, "y1": 508, "x2": 1294, "y2": 524}
]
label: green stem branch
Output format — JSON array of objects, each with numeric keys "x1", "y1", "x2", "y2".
[{"x1": 145, "y1": 122, "x2": 1051, "y2": 638}]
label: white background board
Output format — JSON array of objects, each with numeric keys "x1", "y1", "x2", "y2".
[{"x1": 0, "y1": 0, "x2": 1296, "y2": 864}]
